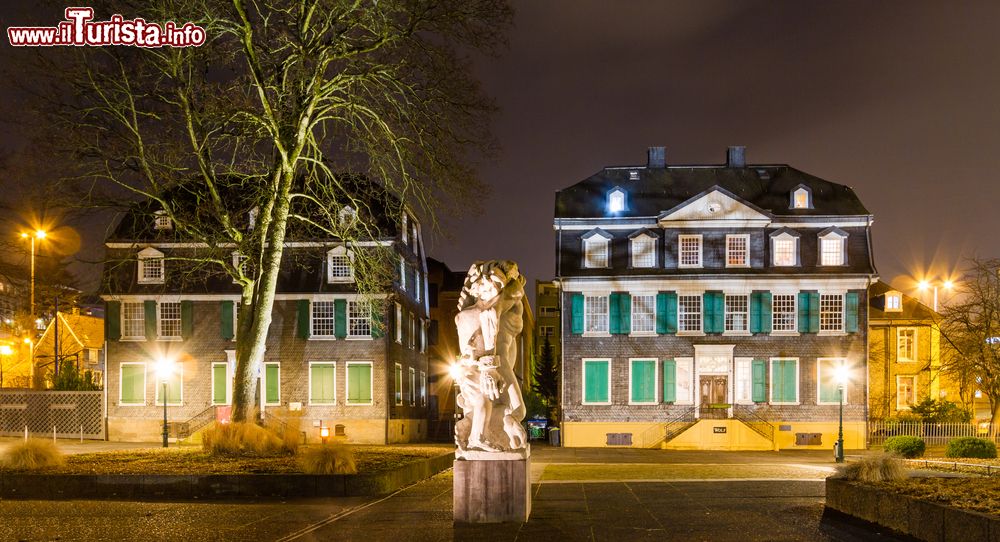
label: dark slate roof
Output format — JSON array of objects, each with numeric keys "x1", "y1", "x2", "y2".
[
  {"x1": 869, "y1": 280, "x2": 938, "y2": 321},
  {"x1": 555, "y1": 165, "x2": 870, "y2": 219}
]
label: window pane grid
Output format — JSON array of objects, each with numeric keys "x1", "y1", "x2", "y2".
[
  {"x1": 679, "y1": 236, "x2": 701, "y2": 266},
  {"x1": 631, "y1": 237, "x2": 655, "y2": 268},
  {"x1": 898, "y1": 376, "x2": 916, "y2": 408},
  {"x1": 726, "y1": 236, "x2": 748, "y2": 266},
  {"x1": 820, "y1": 294, "x2": 844, "y2": 331},
  {"x1": 122, "y1": 302, "x2": 144, "y2": 338},
  {"x1": 774, "y1": 238, "x2": 795, "y2": 266},
  {"x1": 585, "y1": 295, "x2": 608, "y2": 333},
  {"x1": 141, "y1": 258, "x2": 163, "y2": 281},
  {"x1": 329, "y1": 254, "x2": 352, "y2": 279},
  {"x1": 724, "y1": 295, "x2": 748, "y2": 332},
  {"x1": 898, "y1": 329, "x2": 915, "y2": 361},
  {"x1": 312, "y1": 301, "x2": 336, "y2": 337},
  {"x1": 631, "y1": 295, "x2": 655, "y2": 333},
  {"x1": 821, "y1": 238, "x2": 844, "y2": 266},
  {"x1": 772, "y1": 295, "x2": 797, "y2": 332},
  {"x1": 584, "y1": 238, "x2": 608, "y2": 268},
  {"x1": 158, "y1": 302, "x2": 182, "y2": 338},
  {"x1": 678, "y1": 295, "x2": 701, "y2": 332},
  {"x1": 349, "y1": 301, "x2": 372, "y2": 337}
]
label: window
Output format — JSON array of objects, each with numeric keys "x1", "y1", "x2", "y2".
[
  {"x1": 327, "y1": 246, "x2": 354, "y2": 283},
  {"x1": 154, "y1": 364, "x2": 183, "y2": 406},
  {"x1": 675, "y1": 358, "x2": 693, "y2": 404},
  {"x1": 678, "y1": 295, "x2": 702, "y2": 333},
  {"x1": 420, "y1": 370, "x2": 427, "y2": 407},
  {"x1": 394, "y1": 303, "x2": 402, "y2": 343},
  {"x1": 232, "y1": 252, "x2": 248, "y2": 283},
  {"x1": 897, "y1": 328, "x2": 917, "y2": 362},
  {"x1": 338, "y1": 206, "x2": 357, "y2": 229},
  {"x1": 820, "y1": 294, "x2": 844, "y2": 332},
  {"x1": 415, "y1": 271, "x2": 422, "y2": 302},
  {"x1": 119, "y1": 363, "x2": 146, "y2": 405},
  {"x1": 772, "y1": 294, "x2": 797, "y2": 332},
  {"x1": 263, "y1": 362, "x2": 280, "y2": 405},
  {"x1": 772, "y1": 236, "x2": 796, "y2": 266},
  {"x1": 582, "y1": 359, "x2": 611, "y2": 404},
  {"x1": 538, "y1": 325, "x2": 554, "y2": 337},
  {"x1": 211, "y1": 362, "x2": 230, "y2": 405},
  {"x1": 248, "y1": 207, "x2": 258, "y2": 230},
  {"x1": 401, "y1": 214, "x2": 409, "y2": 245},
  {"x1": 726, "y1": 235, "x2": 749, "y2": 267},
  {"x1": 897, "y1": 376, "x2": 917, "y2": 409},
  {"x1": 791, "y1": 187, "x2": 811, "y2": 209},
  {"x1": 154, "y1": 210, "x2": 172, "y2": 230},
  {"x1": 420, "y1": 321, "x2": 427, "y2": 353},
  {"x1": 770, "y1": 359, "x2": 798, "y2": 404},
  {"x1": 735, "y1": 358, "x2": 752, "y2": 404},
  {"x1": 820, "y1": 237, "x2": 844, "y2": 266},
  {"x1": 539, "y1": 306, "x2": 559, "y2": 317},
  {"x1": 629, "y1": 359, "x2": 657, "y2": 404},
  {"x1": 409, "y1": 367, "x2": 416, "y2": 406},
  {"x1": 311, "y1": 300, "x2": 336, "y2": 338},
  {"x1": 157, "y1": 301, "x2": 182, "y2": 340},
  {"x1": 631, "y1": 294, "x2": 656, "y2": 334},
  {"x1": 817, "y1": 358, "x2": 848, "y2": 405},
  {"x1": 348, "y1": 301, "x2": 372, "y2": 338},
  {"x1": 137, "y1": 248, "x2": 165, "y2": 284},
  {"x1": 583, "y1": 236, "x2": 609, "y2": 268},
  {"x1": 399, "y1": 261, "x2": 407, "y2": 291},
  {"x1": 394, "y1": 363, "x2": 403, "y2": 405},
  {"x1": 608, "y1": 189, "x2": 626, "y2": 213},
  {"x1": 724, "y1": 295, "x2": 749, "y2": 333},
  {"x1": 584, "y1": 295, "x2": 609, "y2": 333},
  {"x1": 309, "y1": 362, "x2": 336, "y2": 405},
  {"x1": 678, "y1": 235, "x2": 702, "y2": 268},
  {"x1": 885, "y1": 292, "x2": 902, "y2": 312},
  {"x1": 346, "y1": 362, "x2": 373, "y2": 405},
  {"x1": 122, "y1": 302, "x2": 145, "y2": 340},
  {"x1": 631, "y1": 234, "x2": 656, "y2": 268}
]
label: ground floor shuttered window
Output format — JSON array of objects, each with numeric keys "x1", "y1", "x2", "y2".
[
  {"x1": 630, "y1": 359, "x2": 656, "y2": 404},
  {"x1": 770, "y1": 359, "x2": 797, "y2": 404},
  {"x1": 583, "y1": 360, "x2": 610, "y2": 404},
  {"x1": 212, "y1": 363, "x2": 228, "y2": 405},
  {"x1": 264, "y1": 363, "x2": 280, "y2": 405},
  {"x1": 120, "y1": 363, "x2": 145, "y2": 405},
  {"x1": 817, "y1": 358, "x2": 846, "y2": 404},
  {"x1": 154, "y1": 368, "x2": 182, "y2": 406},
  {"x1": 347, "y1": 363, "x2": 373, "y2": 405},
  {"x1": 310, "y1": 363, "x2": 336, "y2": 404}
]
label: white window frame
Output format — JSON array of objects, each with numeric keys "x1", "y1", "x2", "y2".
[
  {"x1": 771, "y1": 234, "x2": 798, "y2": 267},
  {"x1": 409, "y1": 367, "x2": 416, "y2": 406},
  {"x1": 538, "y1": 325, "x2": 554, "y2": 337},
  {"x1": 725, "y1": 234, "x2": 750, "y2": 268},
  {"x1": 678, "y1": 294, "x2": 703, "y2": 334},
  {"x1": 630, "y1": 294, "x2": 656, "y2": 335},
  {"x1": 262, "y1": 362, "x2": 281, "y2": 406},
  {"x1": 581, "y1": 358, "x2": 612, "y2": 406},
  {"x1": 308, "y1": 361, "x2": 337, "y2": 406},
  {"x1": 819, "y1": 234, "x2": 847, "y2": 266},
  {"x1": 819, "y1": 293, "x2": 845, "y2": 334},
  {"x1": 401, "y1": 214, "x2": 409, "y2": 245},
  {"x1": 211, "y1": 362, "x2": 232, "y2": 406},
  {"x1": 885, "y1": 292, "x2": 902, "y2": 312},
  {"x1": 539, "y1": 306, "x2": 558, "y2": 317},
  {"x1": 674, "y1": 357, "x2": 694, "y2": 405},
  {"x1": 896, "y1": 375, "x2": 917, "y2": 410},
  {"x1": 792, "y1": 187, "x2": 811, "y2": 209},
  {"x1": 154, "y1": 363, "x2": 183, "y2": 407},
  {"x1": 137, "y1": 247, "x2": 165, "y2": 284},
  {"x1": 153, "y1": 210, "x2": 172, "y2": 230},
  {"x1": 338, "y1": 206, "x2": 357, "y2": 229},
  {"x1": 118, "y1": 362, "x2": 146, "y2": 406},
  {"x1": 232, "y1": 251, "x2": 248, "y2": 284},
  {"x1": 630, "y1": 234, "x2": 656, "y2": 268},
  {"x1": 121, "y1": 301, "x2": 145, "y2": 341},
  {"x1": 608, "y1": 189, "x2": 626, "y2": 213},
  {"x1": 817, "y1": 358, "x2": 848, "y2": 406},
  {"x1": 628, "y1": 358, "x2": 659, "y2": 405},
  {"x1": 771, "y1": 294, "x2": 798, "y2": 334},
  {"x1": 157, "y1": 300, "x2": 182, "y2": 341},
  {"x1": 326, "y1": 245, "x2": 355, "y2": 283},
  {"x1": 394, "y1": 363, "x2": 403, "y2": 405},
  {"x1": 310, "y1": 300, "x2": 337, "y2": 339},
  {"x1": 346, "y1": 361, "x2": 374, "y2": 406},
  {"x1": 897, "y1": 327, "x2": 918, "y2": 362},
  {"x1": 734, "y1": 357, "x2": 753, "y2": 405},
  {"x1": 399, "y1": 261, "x2": 407, "y2": 291},
  {"x1": 420, "y1": 320, "x2": 427, "y2": 353},
  {"x1": 678, "y1": 234, "x2": 703, "y2": 268},
  {"x1": 394, "y1": 302, "x2": 402, "y2": 344},
  {"x1": 583, "y1": 294, "x2": 609, "y2": 335},
  {"x1": 724, "y1": 294, "x2": 749, "y2": 334},
  {"x1": 768, "y1": 357, "x2": 800, "y2": 406},
  {"x1": 420, "y1": 370, "x2": 427, "y2": 407},
  {"x1": 347, "y1": 300, "x2": 373, "y2": 340},
  {"x1": 583, "y1": 236, "x2": 610, "y2": 269}
]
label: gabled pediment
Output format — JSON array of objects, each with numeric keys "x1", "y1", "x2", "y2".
[{"x1": 658, "y1": 187, "x2": 771, "y2": 224}]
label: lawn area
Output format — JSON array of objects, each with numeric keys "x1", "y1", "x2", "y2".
[
  {"x1": 540, "y1": 463, "x2": 832, "y2": 481},
  {"x1": 0, "y1": 444, "x2": 452, "y2": 475},
  {"x1": 875, "y1": 477, "x2": 1000, "y2": 516}
]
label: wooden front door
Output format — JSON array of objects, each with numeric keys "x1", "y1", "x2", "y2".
[{"x1": 699, "y1": 375, "x2": 728, "y2": 406}]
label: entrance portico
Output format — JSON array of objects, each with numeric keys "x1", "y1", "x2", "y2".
[{"x1": 693, "y1": 344, "x2": 734, "y2": 419}]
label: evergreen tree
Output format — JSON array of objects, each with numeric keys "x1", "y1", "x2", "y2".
[{"x1": 532, "y1": 336, "x2": 559, "y2": 423}]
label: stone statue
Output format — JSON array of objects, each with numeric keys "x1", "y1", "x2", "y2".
[{"x1": 453, "y1": 260, "x2": 528, "y2": 458}]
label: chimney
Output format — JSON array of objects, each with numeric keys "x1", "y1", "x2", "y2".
[
  {"x1": 647, "y1": 146, "x2": 666, "y2": 168},
  {"x1": 727, "y1": 146, "x2": 746, "y2": 168}
]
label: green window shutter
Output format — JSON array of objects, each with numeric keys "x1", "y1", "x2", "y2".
[
  {"x1": 157, "y1": 372, "x2": 182, "y2": 404},
  {"x1": 630, "y1": 360, "x2": 655, "y2": 403},
  {"x1": 334, "y1": 299, "x2": 348, "y2": 339},
  {"x1": 808, "y1": 292, "x2": 820, "y2": 333},
  {"x1": 751, "y1": 359, "x2": 766, "y2": 402},
  {"x1": 819, "y1": 361, "x2": 839, "y2": 403},
  {"x1": 371, "y1": 304, "x2": 385, "y2": 338},
  {"x1": 212, "y1": 364, "x2": 227, "y2": 404},
  {"x1": 348, "y1": 364, "x2": 373, "y2": 404},
  {"x1": 713, "y1": 292, "x2": 725, "y2": 333},
  {"x1": 619, "y1": 293, "x2": 631, "y2": 334},
  {"x1": 265, "y1": 364, "x2": 280, "y2": 403},
  {"x1": 656, "y1": 293, "x2": 668, "y2": 334},
  {"x1": 797, "y1": 292, "x2": 809, "y2": 333},
  {"x1": 609, "y1": 293, "x2": 621, "y2": 334},
  {"x1": 583, "y1": 360, "x2": 609, "y2": 403},
  {"x1": 220, "y1": 300, "x2": 235, "y2": 340},
  {"x1": 297, "y1": 300, "x2": 310, "y2": 339},
  {"x1": 750, "y1": 292, "x2": 762, "y2": 334},
  {"x1": 310, "y1": 364, "x2": 335, "y2": 403},
  {"x1": 664, "y1": 292, "x2": 678, "y2": 334},
  {"x1": 120, "y1": 365, "x2": 143, "y2": 404},
  {"x1": 704, "y1": 292, "x2": 724, "y2": 334},
  {"x1": 703, "y1": 292, "x2": 714, "y2": 333},
  {"x1": 570, "y1": 293, "x2": 584, "y2": 334},
  {"x1": 845, "y1": 291, "x2": 859, "y2": 333},
  {"x1": 662, "y1": 359, "x2": 676, "y2": 403},
  {"x1": 760, "y1": 291, "x2": 773, "y2": 333},
  {"x1": 771, "y1": 361, "x2": 782, "y2": 402},
  {"x1": 106, "y1": 301, "x2": 121, "y2": 341},
  {"x1": 181, "y1": 301, "x2": 194, "y2": 340},
  {"x1": 779, "y1": 360, "x2": 797, "y2": 402},
  {"x1": 144, "y1": 300, "x2": 157, "y2": 340}
]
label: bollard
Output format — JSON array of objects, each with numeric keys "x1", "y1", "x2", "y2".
[
  {"x1": 80, "y1": 424, "x2": 84, "y2": 443},
  {"x1": 53, "y1": 425, "x2": 56, "y2": 443},
  {"x1": 23, "y1": 425, "x2": 27, "y2": 442}
]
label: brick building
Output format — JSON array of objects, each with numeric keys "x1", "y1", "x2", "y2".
[
  {"x1": 102, "y1": 186, "x2": 430, "y2": 443},
  {"x1": 535, "y1": 280, "x2": 561, "y2": 364},
  {"x1": 554, "y1": 146, "x2": 877, "y2": 450}
]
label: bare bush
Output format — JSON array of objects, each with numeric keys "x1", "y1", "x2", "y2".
[
  {"x1": 837, "y1": 453, "x2": 906, "y2": 483},
  {"x1": 201, "y1": 422, "x2": 285, "y2": 457},
  {"x1": 297, "y1": 444, "x2": 357, "y2": 475},
  {"x1": 2, "y1": 439, "x2": 65, "y2": 470}
]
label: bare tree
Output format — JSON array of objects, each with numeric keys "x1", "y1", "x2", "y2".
[
  {"x1": 13, "y1": 0, "x2": 511, "y2": 421},
  {"x1": 939, "y1": 257, "x2": 1000, "y2": 427}
]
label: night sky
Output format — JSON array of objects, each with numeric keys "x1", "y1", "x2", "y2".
[{"x1": 4, "y1": 1, "x2": 1000, "y2": 306}]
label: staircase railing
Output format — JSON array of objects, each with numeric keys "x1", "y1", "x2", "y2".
[
  {"x1": 733, "y1": 404, "x2": 774, "y2": 444},
  {"x1": 178, "y1": 406, "x2": 217, "y2": 438},
  {"x1": 641, "y1": 405, "x2": 697, "y2": 448}
]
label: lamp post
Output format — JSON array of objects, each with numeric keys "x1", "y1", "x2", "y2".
[
  {"x1": 19, "y1": 230, "x2": 47, "y2": 324},
  {"x1": 834, "y1": 364, "x2": 849, "y2": 463},
  {"x1": 156, "y1": 357, "x2": 175, "y2": 448},
  {"x1": 917, "y1": 279, "x2": 954, "y2": 312}
]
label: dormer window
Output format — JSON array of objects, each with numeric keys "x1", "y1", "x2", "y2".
[
  {"x1": 401, "y1": 214, "x2": 409, "y2": 245},
  {"x1": 608, "y1": 188, "x2": 626, "y2": 213},
  {"x1": 326, "y1": 246, "x2": 354, "y2": 283},
  {"x1": 628, "y1": 170, "x2": 639, "y2": 181},
  {"x1": 885, "y1": 291, "x2": 902, "y2": 312},
  {"x1": 790, "y1": 185, "x2": 812, "y2": 209},
  {"x1": 818, "y1": 227, "x2": 848, "y2": 266},
  {"x1": 137, "y1": 247, "x2": 165, "y2": 284},
  {"x1": 630, "y1": 232, "x2": 657, "y2": 268},
  {"x1": 338, "y1": 206, "x2": 357, "y2": 228},
  {"x1": 770, "y1": 229, "x2": 800, "y2": 267},
  {"x1": 232, "y1": 251, "x2": 249, "y2": 283},
  {"x1": 248, "y1": 207, "x2": 259, "y2": 230},
  {"x1": 582, "y1": 230, "x2": 611, "y2": 268},
  {"x1": 154, "y1": 210, "x2": 172, "y2": 230}
]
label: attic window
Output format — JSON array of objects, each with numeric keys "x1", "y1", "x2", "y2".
[
  {"x1": 608, "y1": 189, "x2": 626, "y2": 213},
  {"x1": 885, "y1": 292, "x2": 902, "y2": 312},
  {"x1": 338, "y1": 206, "x2": 357, "y2": 228},
  {"x1": 137, "y1": 247, "x2": 165, "y2": 284},
  {"x1": 327, "y1": 245, "x2": 354, "y2": 283},
  {"x1": 628, "y1": 170, "x2": 639, "y2": 181},
  {"x1": 791, "y1": 187, "x2": 812, "y2": 209},
  {"x1": 248, "y1": 207, "x2": 259, "y2": 230},
  {"x1": 154, "y1": 210, "x2": 172, "y2": 230}
]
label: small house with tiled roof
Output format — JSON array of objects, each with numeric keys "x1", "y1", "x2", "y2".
[{"x1": 35, "y1": 311, "x2": 106, "y2": 387}]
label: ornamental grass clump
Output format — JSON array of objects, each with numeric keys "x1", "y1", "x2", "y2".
[
  {"x1": 836, "y1": 453, "x2": 906, "y2": 483},
  {"x1": 2, "y1": 439, "x2": 65, "y2": 470},
  {"x1": 297, "y1": 443, "x2": 357, "y2": 474},
  {"x1": 945, "y1": 437, "x2": 997, "y2": 459},
  {"x1": 202, "y1": 422, "x2": 285, "y2": 457},
  {"x1": 884, "y1": 435, "x2": 926, "y2": 458}
]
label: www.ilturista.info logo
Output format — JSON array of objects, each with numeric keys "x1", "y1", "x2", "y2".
[{"x1": 8, "y1": 7, "x2": 206, "y2": 47}]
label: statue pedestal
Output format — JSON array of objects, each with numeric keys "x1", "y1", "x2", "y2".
[{"x1": 453, "y1": 448, "x2": 531, "y2": 523}]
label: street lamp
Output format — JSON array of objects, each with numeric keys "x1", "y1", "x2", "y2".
[
  {"x1": 834, "y1": 364, "x2": 849, "y2": 463},
  {"x1": 19, "y1": 230, "x2": 47, "y2": 324},
  {"x1": 155, "y1": 357, "x2": 175, "y2": 448},
  {"x1": 917, "y1": 279, "x2": 954, "y2": 312}
]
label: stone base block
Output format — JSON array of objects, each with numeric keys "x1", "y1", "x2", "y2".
[{"x1": 453, "y1": 456, "x2": 531, "y2": 523}]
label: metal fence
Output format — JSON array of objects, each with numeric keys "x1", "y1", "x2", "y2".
[
  {"x1": 0, "y1": 390, "x2": 104, "y2": 440},
  {"x1": 868, "y1": 421, "x2": 997, "y2": 446}
]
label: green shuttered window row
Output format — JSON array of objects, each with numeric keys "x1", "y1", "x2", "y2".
[
  {"x1": 310, "y1": 363, "x2": 336, "y2": 404},
  {"x1": 771, "y1": 359, "x2": 798, "y2": 403},
  {"x1": 119, "y1": 363, "x2": 145, "y2": 405},
  {"x1": 347, "y1": 363, "x2": 373, "y2": 404}
]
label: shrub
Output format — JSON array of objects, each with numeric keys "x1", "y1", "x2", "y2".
[
  {"x1": 2, "y1": 439, "x2": 65, "y2": 470},
  {"x1": 884, "y1": 435, "x2": 926, "y2": 458},
  {"x1": 297, "y1": 444, "x2": 357, "y2": 474},
  {"x1": 945, "y1": 437, "x2": 998, "y2": 459},
  {"x1": 202, "y1": 422, "x2": 285, "y2": 457},
  {"x1": 836, "y1": 453, "x2": 906, "y2": 483},
  {"x1": 264, "y1": 413, "x2": 303, "y2": 455}
]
